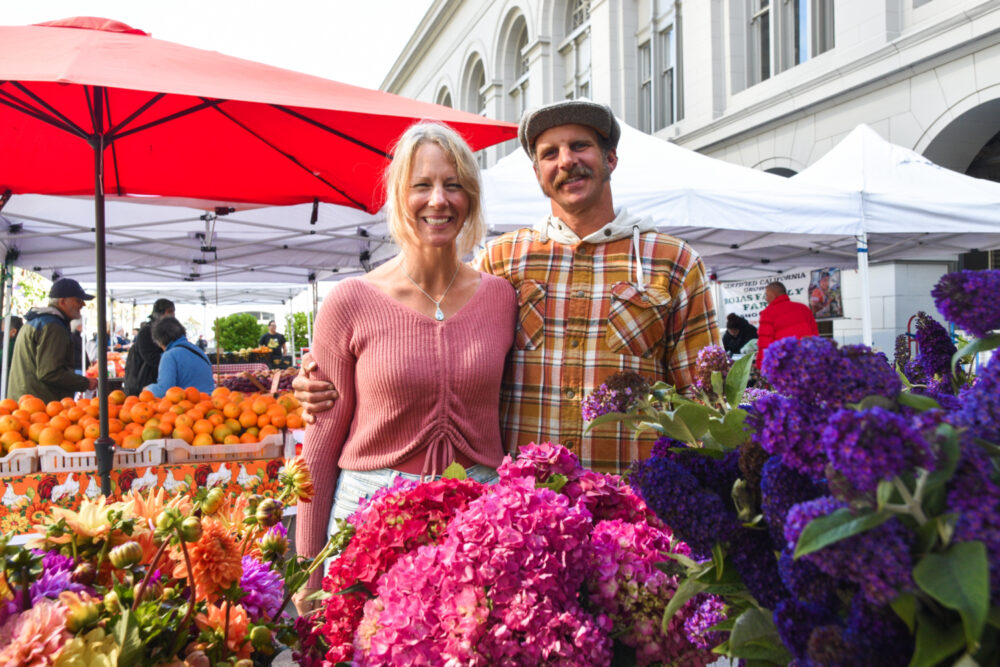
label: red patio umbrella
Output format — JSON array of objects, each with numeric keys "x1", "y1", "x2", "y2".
[{"x1": 0, "y1": 16, "x2": 517, "y2": 492}]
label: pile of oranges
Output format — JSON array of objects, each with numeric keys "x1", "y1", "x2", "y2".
[{"x1": 0, "y1": 386, "x2": 304, "y2": 455}]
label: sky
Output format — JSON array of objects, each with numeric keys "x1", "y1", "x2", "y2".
[{"x1": 0, "y1": 0, "x2": 433, "y2": 89}]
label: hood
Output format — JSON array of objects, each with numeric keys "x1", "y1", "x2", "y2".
[
  {"x1": 532, "y1": 208, "x2": 657, "y2": 292},
  {"x1": 25, "y1": 306, "x2": 67, "y2": 322}
]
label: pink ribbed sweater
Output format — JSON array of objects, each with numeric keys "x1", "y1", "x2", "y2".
[{"x1": 297, "y1": 274, "x2": 516, "y2": 566}]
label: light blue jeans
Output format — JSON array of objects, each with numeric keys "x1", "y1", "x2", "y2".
[{"x1": 326, "y1": 465, "x2": 499, "y2": 535}]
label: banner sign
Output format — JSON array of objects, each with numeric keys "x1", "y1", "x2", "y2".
[
  {"x1": 719, "y1": 270, "x2": 810, "y2": 326},
  {"x1": 808, "y1": 267, "x2": 844, "y2": 319}
]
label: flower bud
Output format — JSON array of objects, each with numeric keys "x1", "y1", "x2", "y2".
[
  {"x1": 184, "y1": 651, "x2": 211, "y2": 667},
  {"x1": 249, "y1": 625, "x2": 272, "y2": 650},
  {"x1": 201, "y1": 487, "x2": 225, "y2": 515},
  {"x1": 134, "y1": 579, "x2": 162, "y2": 603},
  {"x1": 155, "y1": 507, "x2": 182, "y2": 533},
  {"x1": 179, "y1": 516, "x2": 203, "y2": 543},
  {"x1": 259, "y1": 526, "x2": 289, "y2": 559},
  {"x1": 234, "y1": 660, "x2": 254, "y2": 667},
  {"x1": 71, "y1": 561, "x2": 98, "y2": 586},
  {"x1": 279, "y1": 456, "x2": 315, "y2": 502},
  {"x1": 103, "y1": 590, "x2": 120, "y2": 613},
  {"x1": 59, "y1": 591, "x2": 101, "y2": 632},
  {"x1": 255, "y1": 498, "x2": 284, "y2": 528},
  {"x1": 109, "y1": 541, "x2": 144, "y2": 570}
]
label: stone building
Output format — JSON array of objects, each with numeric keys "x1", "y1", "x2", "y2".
[{"x1": 382, "y1": 0, "x2": 1000, "y2": 348}]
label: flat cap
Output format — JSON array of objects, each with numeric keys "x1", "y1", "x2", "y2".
[{"x1": 518, "y1": 99, "x2": 620, "y2": 158}]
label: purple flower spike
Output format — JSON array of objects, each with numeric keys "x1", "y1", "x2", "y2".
[{"x1": 931, "y1": 269, "x2": 1000, "y2": 338}]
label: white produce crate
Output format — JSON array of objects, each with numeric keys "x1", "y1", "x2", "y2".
[
  {"x1": 0, "y1": 447, "x2": 39, "y2": 476},
  {"x1": 165, "y1": 433, "x2": 284, "y2": 464},
  {"x1": 38, "y1": 441, "x2": 165, "y2": 473}
]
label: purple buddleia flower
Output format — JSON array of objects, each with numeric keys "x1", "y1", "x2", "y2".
[
  {"x1": 630, "y1": 456, "x2": 740, "y2": 560},
  {"x1": 694, "y1": 345, "x2": 731, "y2": 398},
  {"x1": 777, "y1": 551, "x2": 842, "y2": 607},
  {"x1": 842, "y1": 596, "x2": 914, "y2": 667},
  {"x1": 657, "y1": 441, "x2": 741, "y2": 507},
  {"x1": 784, "y1": 497, "x2": 913, "y2": 607},
  {"x1": 683, "y1": 595, "x2": 727, "y2": 650},
  {"x1": 581, "y1": 372, "x2": 650, "y2": 421},
  {"x1": 931, "y1": 269, "x2": 1000, "y2": 338},
  {"x1": 760, "y1": 457, "x2": 825, "y2": 550},
  {"x1": 820, "y1": 407, "x2": 935, "y2": 495},
  {"x1": 773, "y1": 599, "x2": 839, "y2": 663},
  {"x1": 750, "y1": 393, "x2": 829, "y2": 478},
  {"x1": 946, "y1": 445, "x2": 1000, "y2": 605},
  {"x1": 913, "y1": 311, "x2": 957, "y2": 382},
  {"x1": 728, "y1": 528, "x2": 787, "y2": 609},
  {"x1": 806, "y1": 625, "x2": 853, "y2": 667},
  {"x1": 893, "y1": 333, "x2": 911, "y2": 372},
  {"x1": 954, "y1": 352, "x2": 1000, "y2": 446},
  {"x1": 836, "y1": 344, "x2": 902, "y2": 405},
  {"x1": 240, "y1": 555, "x2": 284, "y2": 622}
]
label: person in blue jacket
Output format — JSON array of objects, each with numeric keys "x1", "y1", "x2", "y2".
[{"x1": 144, "y1": 316, "x2": 215, "y2": 397}]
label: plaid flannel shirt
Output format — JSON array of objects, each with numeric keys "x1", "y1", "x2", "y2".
[{"x1": 474, "y1": 225, "x2": 719, "y2": 474}]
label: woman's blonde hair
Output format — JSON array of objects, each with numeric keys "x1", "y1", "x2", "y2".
[{"x1": 384, "y1": 122, "x2": 485, "y2": 257}]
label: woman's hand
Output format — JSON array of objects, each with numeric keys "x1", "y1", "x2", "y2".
[
  {"x1": 292, "y1": 353, "x2": 338, "y2": 424},
  {"x1": 293, "y1": 587, "x2": 322, "y2": 616}
]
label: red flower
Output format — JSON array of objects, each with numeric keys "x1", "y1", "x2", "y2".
[
  {"x1": 266, "y1": 458, "x2": 283, "y2": 481},
  {"x1": 37, "y1": 476, "x2": 57, "y2": 501},
  {"x1": 194, "y1": 465, "x2": 211, "y2": 488},
  {"x1": 116, "y1": 469, "x2": 136, "y2": 493}
]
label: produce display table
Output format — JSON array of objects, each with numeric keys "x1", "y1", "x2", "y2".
[{"x1": 212, "y1": 362, "x2": 269, "y2": 376}]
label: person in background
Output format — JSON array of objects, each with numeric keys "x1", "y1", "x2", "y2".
[
  {"x1": 70, "y1": 319, "x2": 86, "y2": 374},
  {"x1": 2, "y1": 315, "x2": 23, "y2": 395},
  {"x1": 123, "y1": 298, "x2": 175, "y2": 396},
  {"x1": 196, "y1": 334, "x2": 208, "y2": 352},
  {"x1": 8, "y1": 279, "x2": 97, "y2": 402},
  {"x1": 258, "y1": 320, "x2": 286, "y2": 366},
  {"x1": 144, "y1": 316, "x2": 215, "y2": 397},
  {"x1": 755, "y1": 281, "x2": 819, "y2": 369},
  {"x1": 722, "y1": 313, "x2": 758, "y2": 357},
  {"x1": 293, "y1": 121, "x2": 516, "y2": 614}
]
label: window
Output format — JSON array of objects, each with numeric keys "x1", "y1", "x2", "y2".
[
  {"x1": 465, "y1": 59, "x2": 486, "y2": 115},
  {"x1": 561, "y1": 0, "x2": 592, "y2": 99},
  {"x1": 570, "y1": 0, "x2": 591, "y2": 30},
  {"x1": 637, "y1": 4, "x2": 683, "y2": 131},
  {"x1": 436, "y1": 88, "x2": 452, "y2": 109},
  {"x1": 747, "y1": 0, "x2": 833, "y2": 86},
  {"x1": 638, "y1": 41, "x2": 652, "y2": 132},
  {"x1": 656, "y1": 26, "x2": 676, "y2": 129},
  {"x1": 507, "y1": 19, "x2": 530, "y2": 120}
]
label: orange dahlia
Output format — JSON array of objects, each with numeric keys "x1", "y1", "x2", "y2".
[
  {"x1": 171, "y1": 517, "x2": 242, "y2": 600},
  {"x1": 195, "y1": 602, "x2": 251, "y2": 660},
  {"x1": 126, "y1": 487, "x2": 192, "y2": 564}
]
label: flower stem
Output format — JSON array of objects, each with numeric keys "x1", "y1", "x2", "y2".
[
  {"x1": 172, "y1": 535, "x2": 198, "y2": 658},
  {"x1": 891, "y1": 476, "x2": 928, "y2": 526},
  {"x1": 270, "y1": 533, "x2": 340, "y2": 623},
  {"x1": 133, "y1": 538, "x2": 170, "y2": 612}
]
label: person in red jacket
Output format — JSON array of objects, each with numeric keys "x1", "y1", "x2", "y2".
[{"x1": 756, "y1": 281, "x2": 819, "y2": 368}]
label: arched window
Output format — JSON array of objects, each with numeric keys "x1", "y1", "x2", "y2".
[
  {"x1": 436, "y1": 87, "x2": 453, "y2": 109},
  {"x1": 560, "y1": 0, "x2": 591, "y2": 99},
  {"x1": 464, "y1": 58, "x2": 487, "y2": 115},
  {"x1": 506, "y1": 17, "x2": 530, "y2": 120}
]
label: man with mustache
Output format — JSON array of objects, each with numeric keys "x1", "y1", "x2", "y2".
[{"x1": 295, "y1": 100, "x2": 719, "y2": 474}]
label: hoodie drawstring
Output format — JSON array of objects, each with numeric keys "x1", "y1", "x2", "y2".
[{"x1": 632, "y1": 225, "x2": 646, "y2": 292}]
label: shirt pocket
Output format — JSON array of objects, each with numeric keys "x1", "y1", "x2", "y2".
[
  {"x1": 515, "y1": 280, "x2": 546, "y2": 351},
  {"x1": 606, "y1": 282, "x2": 672, "y2": 358}
]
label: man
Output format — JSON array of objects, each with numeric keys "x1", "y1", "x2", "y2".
[
  {"x1": 295, "y1": 100, "x2": 719, "y2": 473},
  {"x1": 8, "y1": 279, "x2": 97, "y2": 402},
  {"x1": 755, "y1": 281, "x2": 819, "y2": 369},
  {"x1": 2, "y1": 315, "x2": 23, "y2": 395},
  {"x1": 123, "y1": 298, "x2": 175, "y2": 396},
  {"x1": 196, "y1": 334, "x2": 209, "y2": 352},
  {"x1": 258, "y1": 320, "x2": 287, "y2": 366}
]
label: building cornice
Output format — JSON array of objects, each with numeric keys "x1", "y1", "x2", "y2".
[{"x1": 381, "y1": 0, "x2": 463, "y2": 92}]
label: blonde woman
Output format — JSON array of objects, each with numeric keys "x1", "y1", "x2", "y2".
[{"x1": 294, "y1": 123, "x2": 516, "y2": 611}]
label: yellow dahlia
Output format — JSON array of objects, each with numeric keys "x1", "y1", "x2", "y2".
[
  {"x1": 279, "y1": 456, "x2": 314, "y2": 503},
  {"x1": 170, "y1": 517, "x2": 242, "y2": 600},
  {"x1": 195, "y1": 602, "x2": 252, "y2": 660},
  {"x1": 52, "y1": 626, "x2": 120, "y2": 667},
  {"x1": 29, "y1": 497, "x2": 134, "y2": 548},
  {"x1": 0, "y1": 598, "x2": 71, "y2": 666}
]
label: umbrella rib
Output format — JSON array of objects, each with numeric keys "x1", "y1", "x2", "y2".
[
  {"x1": 203, "y1": 100, "x2": 371, "y2": 212},
  {"x1": 0, "y1": 86, "x2": 88, "y2": 140},
  {"x1": 271, "y1": 105, "x2": 391, "y2": 159},
  {"x1": 103, "y1": 88, "x2": 124, "y2": 196},
  {"x1": 104, "y1": 92, "x2": 167, "y2": 140},
  {"x1": 107, "y1": 99, "x2": 218, "y2": 142}
]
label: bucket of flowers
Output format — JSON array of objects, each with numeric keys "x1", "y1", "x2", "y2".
[
  {"x1": 583, "y1": 269, "x2": 1000, "y2": 666},
  {"x1": 0, "y1": 456, "x2": 343, "y2": 666},
  {"x1": 294, "y1": 442, "x2": 727, "y2": 666}
]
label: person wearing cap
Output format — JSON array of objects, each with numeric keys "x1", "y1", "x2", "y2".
[
  {"x1": 7, "y1": 278, "x2": 98, "y2": 402},
  {"x1": 123, "y1": 298, "x2": 175, "y2": 396},
  {"x1": 293, "y1": 100, "x2": 719, "y2": 475}
]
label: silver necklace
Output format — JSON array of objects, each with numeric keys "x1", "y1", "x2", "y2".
[{"x1": 400, "y1": 261, "x2": 461, "y2": 321}]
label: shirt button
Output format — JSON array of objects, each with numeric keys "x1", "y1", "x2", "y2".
[
  {"x1": 565, "y1": 440, "x2": 575, "y2": 449},
  {"x1": 574, "y1": 290, "x2": 585, "y2": 298},
  {"x1": 570, "y1": 339, "x2": 579, "y2": 348},
  {"x1": 565, "y1": 388, "x2": 576, "y2": 398},
  {"x1": 604, "y1": 228, "x2": 612, "y2": 236}
]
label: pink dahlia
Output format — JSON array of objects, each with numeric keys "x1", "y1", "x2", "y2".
[{"x1": 0, "y1": 598, "x2": 71, "y2": 666}]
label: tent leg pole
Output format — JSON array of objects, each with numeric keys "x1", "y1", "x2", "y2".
[
  {"x1": 92, "y1": 89, "x2": 113, "y2": 497},
  {"x1": 0, "y1": 262, "x2": 10, "y2": 400},
  {"x1": 856, "y1": 233, "x2": 873, "y2": 348}
]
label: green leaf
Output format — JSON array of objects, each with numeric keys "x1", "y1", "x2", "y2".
[
  {"x1": 794, "y1": 508, "x2": 892, "y2": 558},
  {"x1": 662, "y1": 578, "x2": 708, "y2": 632},
  {"x1": 728, "y1": 639, "x2": 794, "y2": 664},
  {"x1": 674, "y1": 404, "x2": 712, "y2": 440},
  {"x1": 896, "y1": 364, "x2": 915, "y2": 389},
  {"x1": 712, "y1": 542, "x2": 726, "y2": 579},
  {"x1": 113, "y1": 609, "x2": 144, "y2": 667},
  {"x1": 988, "y1": 605, "x2": 1000, "y2": 629},
  {"x1": 855, "y1": 394, "x2": 897, "y2": 411},
  {"x1": 725, "y1": 353, "x2": 754, "y2": 406},
  {"x1": 708, "y1": 409, "x2": 750, "y2": 449},
  {"x1": 729, "y1": 608, "x2": 785, "y2": 663},
  {"x1": 333, "y1": 581, "x2": 373, "y2": 598},
  {"x1": 952, "y1": 333, "x2": 1000, "y2": 376},
  {"x1": 913, "y1": 541, "x2": 990, "y2": 649},
  {"x1": 891, "y1": 593, "x2": 918, "y2": 633},
  {"x1": 537, "y1": 473, "x2": 568, "y2": 493},
  {"x1": 897, "y1": 391, "x2": 941, "y2": 412},
  {"x1": 711, "y1": 370, "x2": 725, "y2": 399},
  {"x1": 908, "y1": 614, "x2": 966, "y2": 667},
  {"x1": 441, "y1": 461, "x2": 467, "y2": 480},
  {"x1": 876, "y1": 479, "x2": 896, "y2": 510},
  {"x1": 657, "y1": 552, "x2": 701, "y2": 570},
  {"x1": 584, "y1": 410, "x2": 639, "y2": 432}
]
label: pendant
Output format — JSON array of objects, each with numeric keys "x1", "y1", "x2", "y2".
[{"x1": 435, "y1": 305, "x2": 445, "y2": 321}]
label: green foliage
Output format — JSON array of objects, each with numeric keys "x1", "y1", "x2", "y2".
[
  {"x1": 214, "y1": 312, "x2": 263, "y2": 352},
  {"x1": 285, "y1": 311, "x2": 312, "y2": 350},
  {"x1": 7, "y1": 267, "x2": 49, "y2": 316}
]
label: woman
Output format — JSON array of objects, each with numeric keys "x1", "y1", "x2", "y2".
[
  {"x1": 722, "y1": 313, "x2": 758, "y2": 357},
  {"x1": 123, "y1": 298, "x2": 175, "y2": 395},
  {"x1": 144, "y1": 316, "x2": 215, "y2": 397},
  {"x1": 294, "y1": 123, "x2": 516, "y2": 611}
]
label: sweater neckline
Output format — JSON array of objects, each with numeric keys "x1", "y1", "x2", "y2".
[{"x1": 354, "y1": 274, "x2": 485, "y2": 324}]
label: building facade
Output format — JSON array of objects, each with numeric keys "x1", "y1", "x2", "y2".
[{"x1": 382, "y1": 0, "x2": 1000, "y2": 349}]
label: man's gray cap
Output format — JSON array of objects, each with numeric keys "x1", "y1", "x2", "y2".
[{"x1": 518, "y1": 99, "x2": 621, "y2": 158}]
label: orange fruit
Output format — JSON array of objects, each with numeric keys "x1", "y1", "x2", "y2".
[
  {"x1": 224, "y1": 418, "x2": 242, "y2": 434},
  {"x1": 212, "y1": 424, "x2": 232, "y2": 443},
  {"x1": 223, "y1": 434, "x2": 240, "y2": 445},
  {"x1": 121, "y1": 434, "x2": 143, "y2": 450},
  {"x1": 244, "y1": 426, "x2": 260, "y2": 438},
  {"x1": 269, "y1": 413, "x2": 287, "y2": 428},
  {"x1": 175, "y1": 414, "x2": 194, "y2": 429},
  {"x1": 77, "y1": 438, "x2": 96, "y2": 452},
  {"x1": 130, "y1": 403, "x2": 153, "y2": 425},
  {"x1": 165, "y1": 386, "x2": 186, "y2": 404},
  {"x1": 59, "y1": 441, "x2": 78, "y2": 453},
  {"x1": 83, "y1": 422, "x2": 101, "y2": 440},
  {"x1": 8, "y1": 440, "x2": 33, "y2": 451},
  {"x1": 156, "y1": 399, "x2": 173, "y2": 415},
  {"x1": 141, "y1": 426, "x2": 163, "y2": 442},
  {"x1": 30, "y1": 411, "x2": 50, "y2": 424},
  {"x1": 173, "y1": 426, "x2": 195, "y2": 444},
  {"x1": 171, "y1": 405, "x2": 186, "y2": 415},
  {"x1": 61, "y1": 397, "x2": 76, "y2": 409},
  {"x1": 146, "y1": 417, "x2": 161, "y2": 429},
  {"x1": 192, "y1": 432, "x2": 214, "y2": 447},
  {"x1": 277, "y1": 393, "x2": 300, "y2": 411},
  {"x1": 108, "y1": 390, "x2": 126, "y2": 405},
  {"x1": 211, "y1": 386, "x2": 231, "y2": 400},
  {"x1": 259, "y1": 425, "x2": 279, "y2": 438},
  {"x1": 256, "y1": 414, "x2": 271, "y2": 428},
  {"x1": 158, "y1": 421, "x2": 174, "y2": 436},
  {"x1": 138, "y1": 390, "x2": 156, "y2": 403},
  {"x1": 45, "y1": 401, "x2": 64, "y2": 417},
  {"x1": 19, "y1": 396, "x2": 46, "y2": 414},
  {"x1": 193, "y1": 419, "x2": 214, "y2": 435},
  {"x1": 185, "y1": 387, "x2": 202, "y2": 403},
  {"x1": 0, "y1": 398, "x2": 18, "y2": 412},
  {"x1": 178, "y1": 399, "x2": 194, "y2": 411},
  {"x1": 65, "y1": 406, "x2": 85, "y2": 422},
  {"x1": 208, "y1": 413, "x2": 225, "y2": 427},
  {"x1": 28, "y1": 422, "x2": 46, "y2": 443},
  {"x1": 239, "y1": 431, "x2": 258, "y2": 444},
  {"x1": 85, "y1": 405, "x2": 100, "y2": 418},
  {"x1": 1, "y1": 431, "x2": 23, "y2": 450},
  {"x1": 108, "y1": 418, "x2": 124, "y2": 435},
  {"x1": 0, "y1": 415, "x2": 20, "y2": 433},
  {"x1": 38, "y1": 427, "x2": 64, "y2": 447},
  {"x1": 63, "y1": 424, "x2": 84, "y2": 443},
  {"x1": 49, "y1": 415, "x2": 72, "y2": 432},
  {"x1": 76, "y1": 397, "x2": 91, "y2": 408},
  {"x1": 250, "y1": 398, "x2": 269, "y2": 416},
  {"x1": 286, "y1": 413, "x2": 303, "y2": 429},
  {"x1": 12, "y1": 409, "x2": 30, "y2": 422},
  {"x1": 228, "y1": 391, "x2": 245, "y2": 405},
  {"x1": 238, "y1": 411, "x2": 258, "y2": 429},
  {"x1": 222, "y1": 402, "x2": 242, "y2": 419}
]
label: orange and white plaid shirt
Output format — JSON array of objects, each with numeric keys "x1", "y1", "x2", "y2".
[{"x1": 474, "y1": 213, "x2": 719, "y2": 474}]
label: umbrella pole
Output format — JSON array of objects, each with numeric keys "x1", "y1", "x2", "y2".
[{"x1": 92, "y1": 88, "x2": 113, "y2": 496}]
